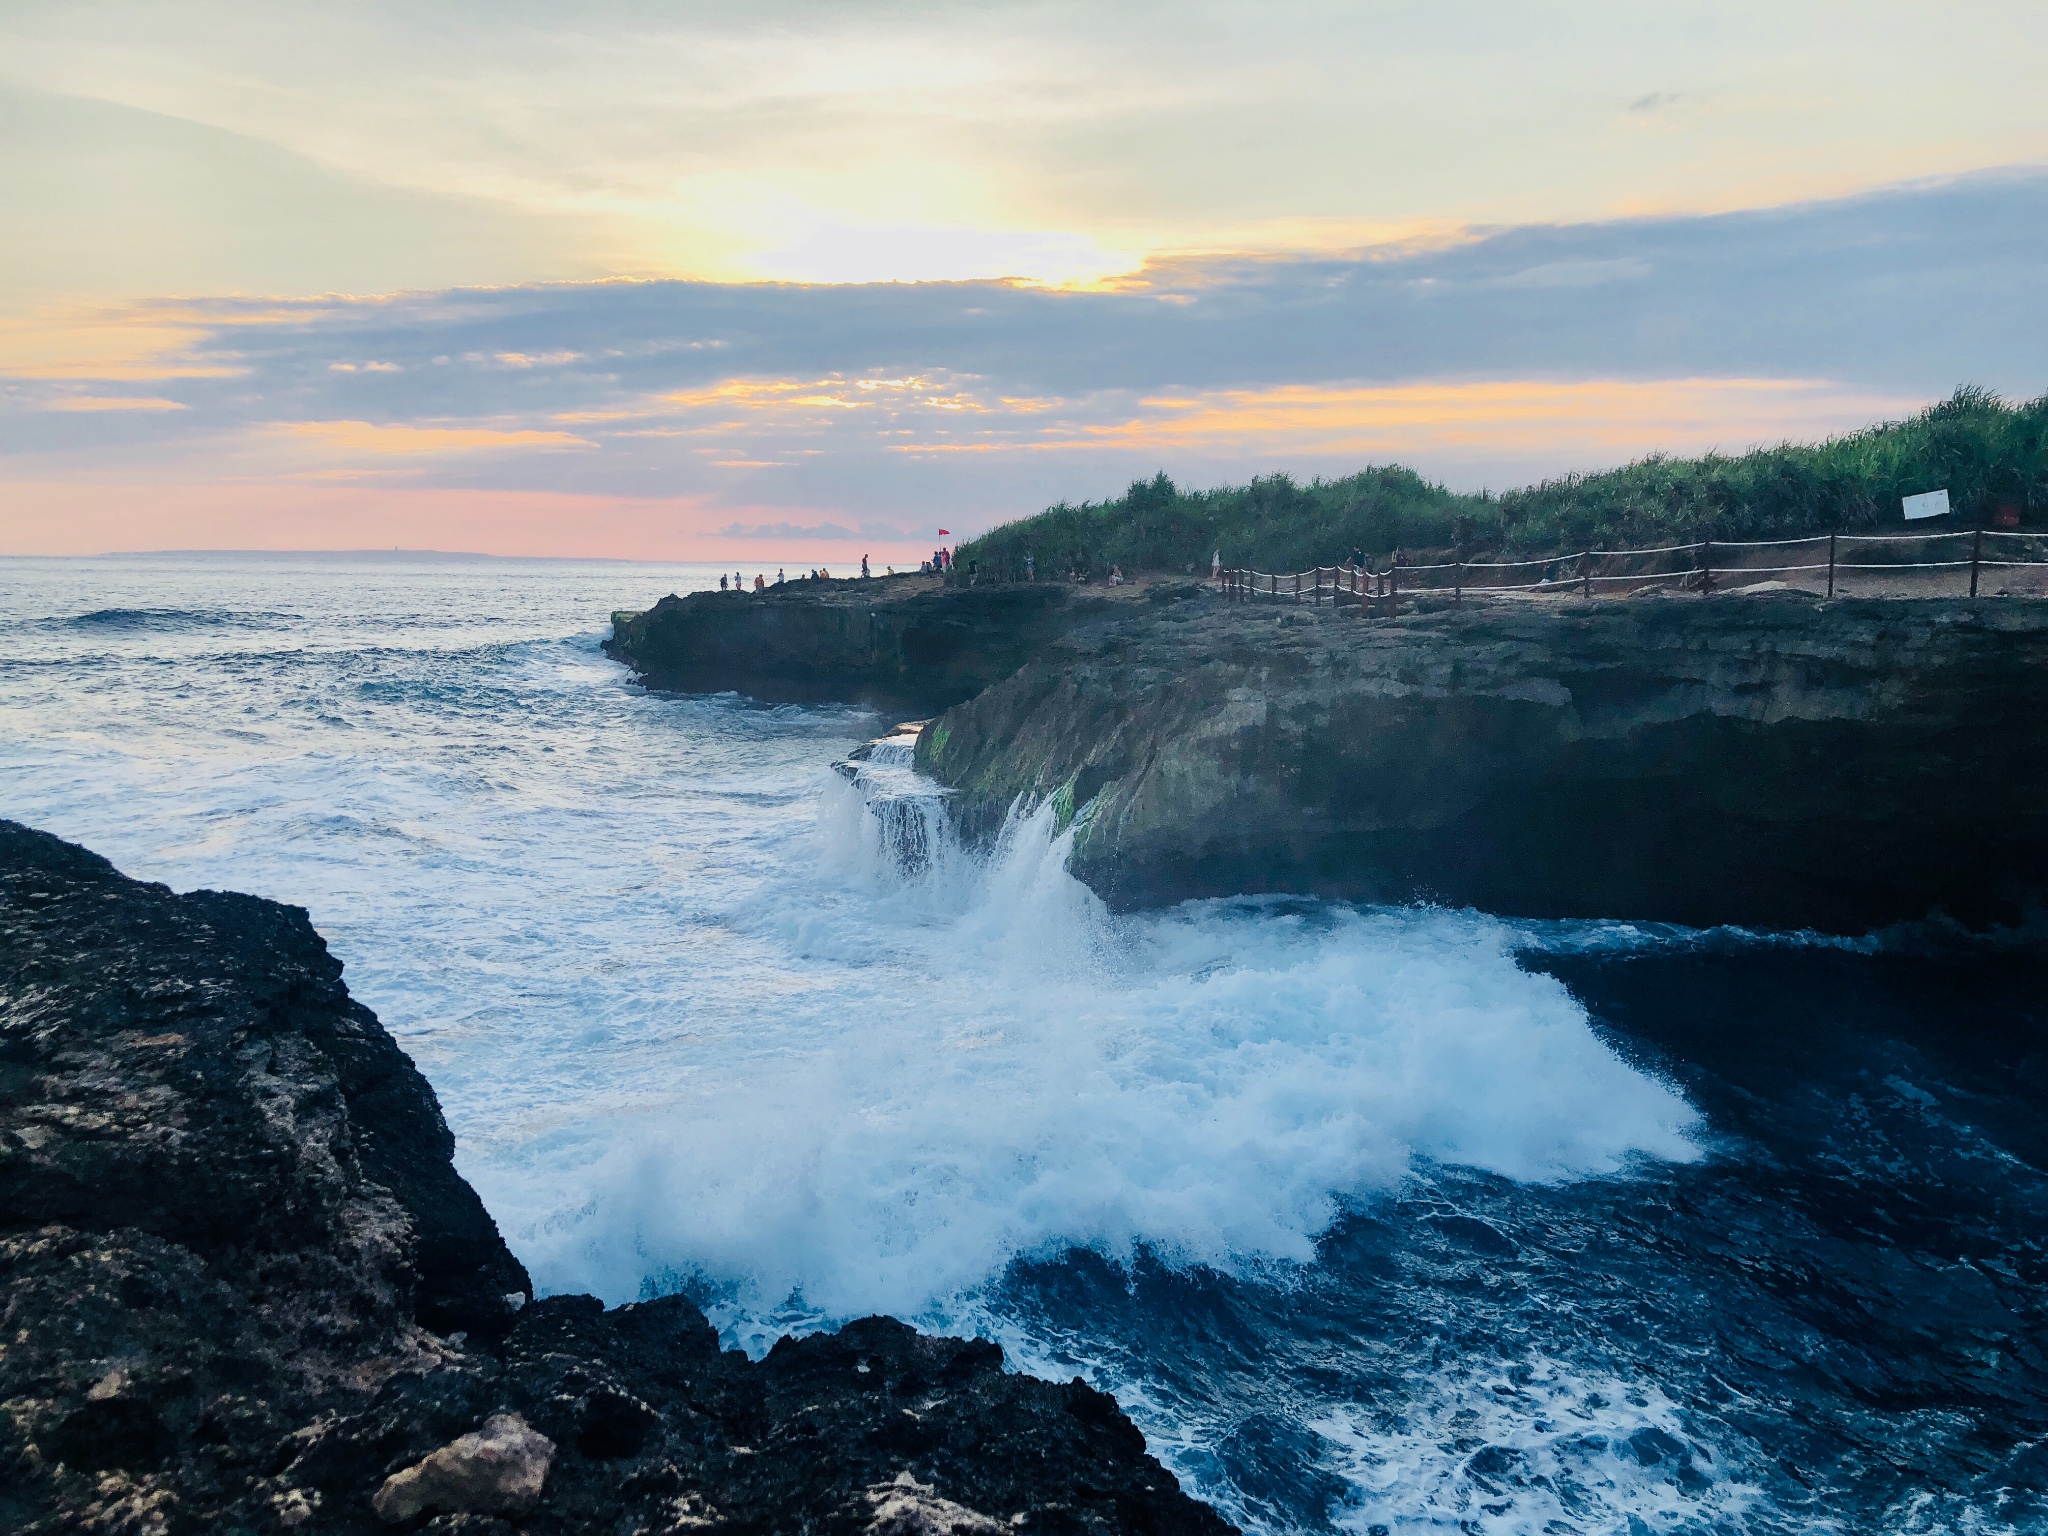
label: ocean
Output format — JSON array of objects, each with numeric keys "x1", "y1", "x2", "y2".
[{"x1": 2, "y1": 553, "x2": 2042, "y2": 1535}]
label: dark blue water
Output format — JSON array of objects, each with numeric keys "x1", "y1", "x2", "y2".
[{"x1": 3, "y1": 554, "x2": 2042, "y2": 1534}]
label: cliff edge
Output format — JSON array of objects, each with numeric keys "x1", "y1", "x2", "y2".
[
  {"x1": 605, "y1": 576, "x2": 1186, "y2": 714},
  {"x1": 0, "y1": 820, "x2": 1231, "y2": 1535},
  {"x1": 915, "y1": 595, "x2": 2048, "y2": 932}
]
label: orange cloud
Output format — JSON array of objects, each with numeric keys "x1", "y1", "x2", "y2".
[
  {"x1": 889, "y1": 377, "x2": 1923, "y2": 461},
  {"x1": 0, "y1": 306, "x2": 243, "y2": 382},
  {"x1": 40, "y1": 396, "x2": 189, "y2": 412},
  {"x1": 270, "y1": 420, "x2": 596, "y2": 455}
]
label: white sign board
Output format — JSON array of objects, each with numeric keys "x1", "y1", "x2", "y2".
[{"x1": 1903, "y1": 488, "x2": 1950, "y2": 520}]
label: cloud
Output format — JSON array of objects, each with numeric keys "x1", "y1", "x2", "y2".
[
  {"x1": 268, "y1": 420, "x2": 595, "y2": 455},
  {"x1": 1486, "y1": 258, "x2": 1653, "y2": 290},
  {"x1": 7, "y1": 1, "x2": 2043, "y2": 295},
  {"x1": 4, "y1": 170, "x2": 2045, "y2": 553},
  {"x1": 0, "y1": 303, "x2": 243, "y2": 381},
  {"x1": 996, "y1": 378, "x2": 1922, "y2": 463},
  {"x1": 491, "y1": 351, "x2": 583, "y2": 369},
  {"x1": 40, "y1": 394, "x2": 186, "y2": 411}
]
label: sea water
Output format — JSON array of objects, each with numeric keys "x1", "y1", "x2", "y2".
[{"x1": 3, "y1": 554, "x2": 2043, "y2": 1535}]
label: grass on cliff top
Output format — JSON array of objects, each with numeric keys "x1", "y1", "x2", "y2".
[{"x1": 955, "y1": 388, "x2": 2048, "y2": 578}]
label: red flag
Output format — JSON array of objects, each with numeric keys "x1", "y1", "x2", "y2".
[{"x1": 938, "y1": 529, "x2": 950, "y2": 536}]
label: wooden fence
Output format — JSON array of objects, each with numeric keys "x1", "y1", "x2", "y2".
[{"x1": 1221, "y1": 529, "x2": 2048, "y2": 613}]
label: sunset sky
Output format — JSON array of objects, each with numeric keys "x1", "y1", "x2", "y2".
[{"x1": 3, "y1": 0, "x2": 2046, "y2": 560}]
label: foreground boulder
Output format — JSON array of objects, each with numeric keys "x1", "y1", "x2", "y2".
[
  {"x1": 0, "y1": 820, "x2": 1232, "y2": 1535},
  {"x1": 918, "y1": 594, "x2": 2048, "y2": 931},
  {"x1": 371, "y1": 1414, "x2": 554, "y2": 1523}
]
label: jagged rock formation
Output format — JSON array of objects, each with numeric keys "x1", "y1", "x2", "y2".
[
  {"x1": 916, "y1": 595, "x2": 2048, "y2": 931},
  {"x1": 605, "y1": 578, "x2": 1187, "y2": 714},
  {"x1": 0, "y1": 821, "x2": 1232, "y2": 1535}
]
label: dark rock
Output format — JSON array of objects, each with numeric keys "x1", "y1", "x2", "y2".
[
  {"x1": 605, "y1": 577, "x2": 1159, "y2": 714},
  {"x1": 0, "y1": 819, "x2": 1232, "y2": 1536},
  {"x1": 917, "y1": 595, "x2": 2048, "y2": 931}
]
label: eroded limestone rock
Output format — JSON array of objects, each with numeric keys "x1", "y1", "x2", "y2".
[
  {"x1": 372, "y1": 1414, "x2": 555, "y2": 1523},
  {"x1": 919, "y1": 595, "x2": 2048, "y2": 930},
  {"x1": 867, "y1": 1470, "x2": 1006, "y2": 1535}
]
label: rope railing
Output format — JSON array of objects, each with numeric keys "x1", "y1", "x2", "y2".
[{"x1": 1219, "y1": 527, "x2": 2048, "y2": 612}]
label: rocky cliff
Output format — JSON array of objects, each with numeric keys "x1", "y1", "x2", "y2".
[
  {"x1": 605, "y1": 577, "x2": 1187, "y2": 714},
  {"x1": 0, "y1": 820, "x2": 1230, "y2": 1536},
  {"x1": 915, "y1": 595, "x2": 2048, "y2": 932}
]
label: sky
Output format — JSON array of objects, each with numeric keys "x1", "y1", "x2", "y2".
[{"x1": 2, "y1": 1, "x2": 2045, "y2": 560}]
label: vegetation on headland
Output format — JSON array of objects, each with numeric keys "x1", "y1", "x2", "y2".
[{"x1": 954, "y1": 388, "x2": 2048, "y2": 577}]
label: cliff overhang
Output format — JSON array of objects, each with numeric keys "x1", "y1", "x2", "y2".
[{"x1": 914, "y1": 595, "x2": 2048, "y2": 933}]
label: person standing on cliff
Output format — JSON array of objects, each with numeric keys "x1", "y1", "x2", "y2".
[
  {"x1": 1212, "y1": 549, "x2": 1221, "y2": 582},
  {"x1": 719, "y1": 573, "x2": 728, "y2": 591},
  {"x1": 861, "y1": 554, "x2": 871, "y2": 578},
  {"x1": 1026, "y1": 552, "x2": 1036, "y2": 581}
]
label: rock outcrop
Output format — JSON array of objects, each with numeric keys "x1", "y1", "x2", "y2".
[
  {"x1": 606, "y1": 577, "x2": 1185, "y2": 714},
  {"x1": 0, "y1": 820, "x2": 1231, "y2": 1535},
  {"x1": 916, "y1": 595, "x2": 2048, "y2": 932}
]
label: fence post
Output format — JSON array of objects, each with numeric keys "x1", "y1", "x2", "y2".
[
  {"x1": 1826, "y1": 531, "x2": 1836, "y2": 600},
  {"x1": 1699, "y1": 539, "x2": 1715, "y2": 595},
  {"x1": 1454, "y1": 563, "x2": 1463, "y2": 604},
  {"x1": 1971, "y1": 526, "x2": 1983, "y2": 598},
  {"x1": 1390, "y1": 556, "x2": 1400, "y2": 617},
  {"x1": 1294, "y1": 572, "x2": 1301, "y2": 603},
  {"x1": 1580, "y1": 551, "x2": 1591, "y2": 600}
]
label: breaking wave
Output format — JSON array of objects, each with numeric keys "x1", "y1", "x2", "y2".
[{"x1": 513, "y1": 761, "x2": 1699, "y2": 1326}]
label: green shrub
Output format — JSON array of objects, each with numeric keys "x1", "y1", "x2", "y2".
[{"x1": 955, "y1": 389, "x2": 2048, "y2": 575}]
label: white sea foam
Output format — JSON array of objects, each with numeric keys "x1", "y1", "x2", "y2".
[
  {"x1": 506, "y1": 771, "x2": 1700, "y2": 1323},
  {"x1": 1305, "y1": 1362, "x2": 1793, "y2": 1536}
]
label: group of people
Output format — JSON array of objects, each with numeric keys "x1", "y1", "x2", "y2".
[
  {"x1": 715, "y1": 569, "x2": 791, "y2": 591},
  {"x1": 716, "y1": 557, "x2": 900, "y2": 593},
  {"x1": 924, "y1": 546, "x2": 954, "y2": 574}
]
